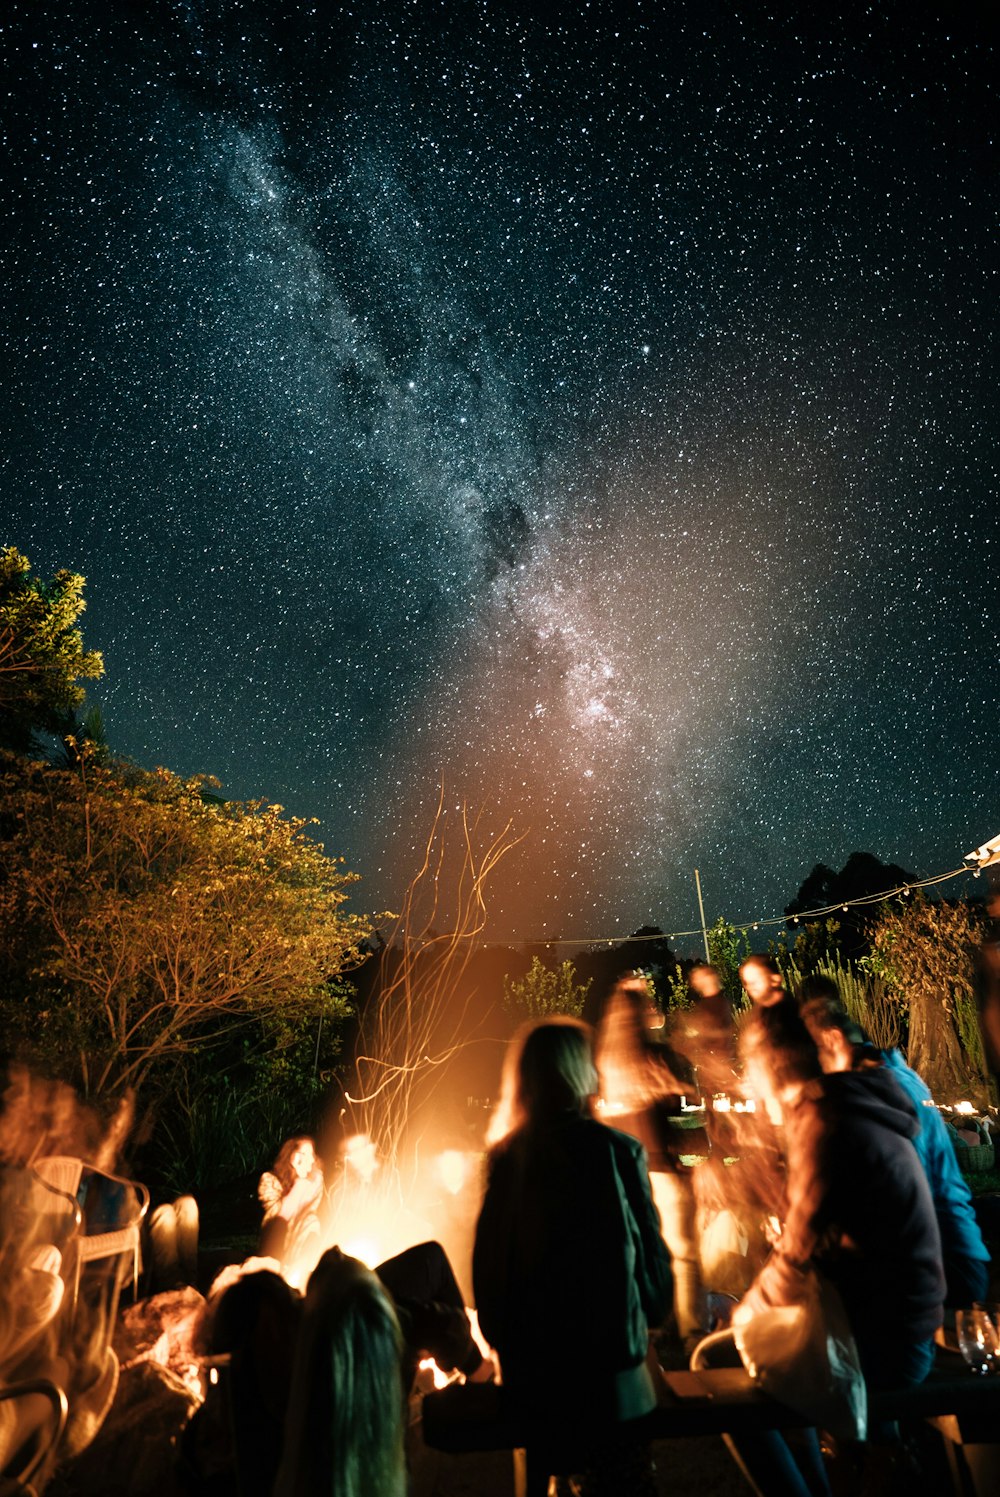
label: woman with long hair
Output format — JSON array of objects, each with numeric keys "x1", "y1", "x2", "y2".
[
  {"x1": 595, "y1": 974, "x2": 706, "y2": 1349},
  {"x1": 474, "y1": 1017, "x2": 671, "y2": 1495},
  {"x1": 258, "y1": 1136, "x2": 324, "y2": 1283},
  {"x1": 274, "y1": 1247, "x2": 407, "y2": 1497}
]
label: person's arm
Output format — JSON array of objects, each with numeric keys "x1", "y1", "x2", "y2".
[
  {"x1": 740, "y1": 1097, "x2": 828, "y2": 1313},
  {"x1": 614, "y1": 1135, "x2": 673, "y2": 1325},
  {"x1": 471, "y1": 1151, "x2": 512, "y2": 1352},
  {"x1": 277, "y1": 1171, "x2": 322, "y2": 1221}
]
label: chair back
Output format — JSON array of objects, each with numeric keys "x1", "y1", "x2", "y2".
[{"x1": 31, "y1": 1157, "x2": 84, "y2": 1203}]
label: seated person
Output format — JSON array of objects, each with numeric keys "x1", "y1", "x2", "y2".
[
  {"x1": 275, "y1": 1249, "x2": 406, "y2": 1497},
  {"x1": 258, "y1": 1137, "x2": 324, "y2": 1284},
  {"x1": 185, "y1": 1238, "x2": 488, "y2": 1497},
  {"x1": 375, "y1": 1240, "x2": 493, "y2": 1389}
]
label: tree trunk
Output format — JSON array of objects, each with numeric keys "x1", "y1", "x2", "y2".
[{"x1": 907, "y1": 985, "x2": 990, "y2": 1109}]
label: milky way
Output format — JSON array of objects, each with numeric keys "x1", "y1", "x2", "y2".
[{"x1": 2, "y1": 2, "x2": 997, "y2": 943}]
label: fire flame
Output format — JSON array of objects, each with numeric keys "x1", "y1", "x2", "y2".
[{"x1": 437, "y1": 1149, "x2": 469, "y2": 1196}]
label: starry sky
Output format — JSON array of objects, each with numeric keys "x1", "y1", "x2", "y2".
[{"x1": 2, "y1": 1, "x2": 997, "y2": 946}]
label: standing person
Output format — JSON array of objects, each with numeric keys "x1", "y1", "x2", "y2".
[
  {"x1": 685, "y1": 963, "x2": 737, "y2": 1084},
  {"x1": 677, "y1": 963, "x2": 763, "y2": 1295},
  {"x1": 595, "y1": 974, "x2": 707, "y2": 1350},
  {"x1": 473, "y1": 1018, "x2": 671, "y2": 1496},
  {"x1": 798, "y1": 978, "x2": 990, "y2": 1311},
  {"x1": 706, "y1": 1002, "x2": 944, "y2": 1497},
  {"x1": 739, "y1": 953, "x2": 792, "y2": 1010}
]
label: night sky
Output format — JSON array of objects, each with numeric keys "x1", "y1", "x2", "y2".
[{"x1": 2, "y1": 1, "x2": 997, "y2": 946}]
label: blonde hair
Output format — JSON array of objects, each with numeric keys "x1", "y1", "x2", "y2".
[{"x1": 487, "y1": 1017, "x2": 598, "y2": 1147}]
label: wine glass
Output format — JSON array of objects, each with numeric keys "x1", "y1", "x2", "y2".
[{"x1": 955, "y1": 1307, "x2": 1000, "y2": 1375}]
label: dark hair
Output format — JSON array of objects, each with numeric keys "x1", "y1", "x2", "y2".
[
  {"x1": 797, "y1": 973, "x2": 840, "y2": 1006},
  {"x1": 740, "y1": 1002, "x2": 822, "y2": 1092},
  {"x1": 275, "y1": 1249, "x2": 406, "y2": 1497},
  {"x1": 798, "y1": 994, "x2": 869, "y2": 1050}
]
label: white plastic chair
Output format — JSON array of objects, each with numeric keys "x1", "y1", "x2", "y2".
[
  {"x1": 30, "y1": 1158, "x2": 149, "y2": 1315},
  {"x1": 0, "y1": 1377, "x2": 68, "y2": 1495}
]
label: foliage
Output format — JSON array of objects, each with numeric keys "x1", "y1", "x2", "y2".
[
  {"x1": 660, "y1": 963, "x2": 693, "y2": 1013},
  {"x1": 0, "y1": 749, "x2": 371, "y2": 1102},
  {"x1": 705, "y1": 918, "x2": 752, "y2": 1011},
  {"x1": 147, "y1": 1050, "x2": 336, "y2": 1195},
  {"x1": 784, "y1": 948, "x2": 901, "y2": 1051},
  {"x1": 503, "y1": 954, "x2": 591, "y2": 1019},
  {"x1": 0, "y1": 546, "x2": 104, "y2": 751},
  {"x1": 864, "y1": 896, "x2": 989, "y2": 1105},
  {"x1": 785, "y1": 852, "x2": 915, "y2": 959},
  {"x1": 781, "y1": 917, "x2": 842, "y2": 971}
]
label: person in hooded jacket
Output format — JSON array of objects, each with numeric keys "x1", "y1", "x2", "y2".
[
  {"x1": 739, "y1": 1006, "x2": 944, "y2": 1382},
  {"x1": 704, "y1": 1002, "x2": 944, "y2": 1497},
  {"x1": 798, "y1": 979, "x2": 990, "y2": 1312}
]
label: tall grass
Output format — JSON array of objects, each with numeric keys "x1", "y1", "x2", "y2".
[
  {"x1": 148, "y1": 1074, "x2": 315, "y2": 1195},
  {"x1": 784, "y1": 949, "x2": 901, "y2": 1052}
]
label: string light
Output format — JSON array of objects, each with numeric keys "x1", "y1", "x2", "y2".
[{"x1": 418, "y1": 861, "x2": 977, "y2": 950}]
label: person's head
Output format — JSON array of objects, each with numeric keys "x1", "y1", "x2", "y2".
[
  {"x1": 275, "y1": 1248, "x2": 405, "y2": 1497},
  {"x1": 798, "y1": 992, "x2": 870, "y2": 1074},
  {"x1": 797, "y1": 973, "x2": 839, "y2": 1006},
  {"x1": 740, "y1": 1002, "x2": 822, "y2": 1124},
  {"x1": 599, "y1": 973, "x2": 656, "y2": 1043},
  {"x1": 272, "y1": 1136, "x2": 318, "y2": 1193},
  {"x1": 688, "y1": 962, "x2": 724, "y2": 1000},
  {"x1": 739, "y1": 954, "x2": 785, "y2": 1007},
  {"x1": 488, "y1": 1017, "x2": 598, "y2": 1146}
]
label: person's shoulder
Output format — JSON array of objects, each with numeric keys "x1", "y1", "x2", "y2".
[
  {"x1": 882, "y1": 1049, "x2": 932, "y2": 1101},
  {"x1": 596, "y1": 1117, "x2": 647, "y2": 1164}
]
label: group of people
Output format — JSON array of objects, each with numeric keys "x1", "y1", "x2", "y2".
[
  {"x1": 191, "y1": 953, "x2": 990, "y2": 1497},
  {"x1": 475, "y1": 956, "x2": 988, "y2": 1496}
]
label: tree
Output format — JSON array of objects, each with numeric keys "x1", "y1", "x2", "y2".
[
  {"x1": 706, "y1": 918, "x2": 752, "y2": 1010},
  {"x1": 865, "y1": 896, "x2": 990, "y2": 1108},
  {"x1": 0, "y1": 750, "x2": 373, "y2": 1102},
  {"x1": 0, "y1": 547, "x2": 104, "y2": 751},
  {"x1": 503, "y1": 955, "x2": 591, "y2": 1020},
  {"x1": 785, "y1": 852, "x2": 916, "y2": 960}
]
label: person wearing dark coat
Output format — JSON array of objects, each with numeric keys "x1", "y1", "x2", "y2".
[
  {"x1": 473, "y1": 1018, "x2": 672, "y2": 1495},
  {"x1": 798, "y1": 985, "x2": 989, "y2": 1312},
  {"x1": 710, "y1": 1005, "x2": 945, "y2": 1497}
]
